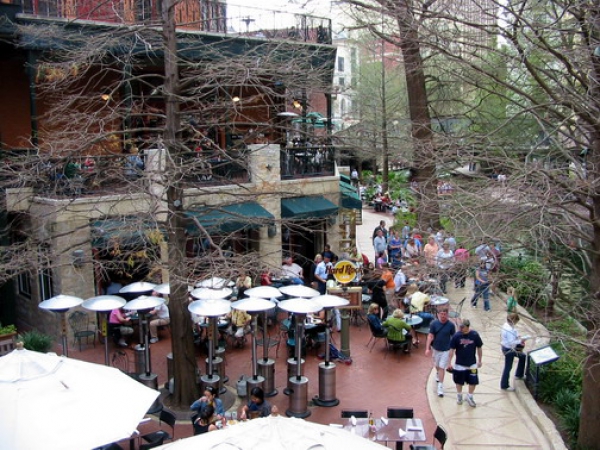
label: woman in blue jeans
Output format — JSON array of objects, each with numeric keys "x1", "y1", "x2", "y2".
[
  {"x1": 470, "y1": 262, "x2": 491, "y2": 311},
  {"x1": 500, "y1": 313, "x2": 526, "y2": 390}
]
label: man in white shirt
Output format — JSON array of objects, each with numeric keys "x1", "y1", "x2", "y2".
[
  {"x1": 394, "y1": 267, "x2": 407, "y2": 293},
  {"x1": 149, "y1": 298, "x2": 170, "y2": 344},
  {"x1": 436, "y1": 242, "x2": 455, "y2": 294},
  {"x1": 281, "y1": 255, "x2": 304, "y2": 285}
]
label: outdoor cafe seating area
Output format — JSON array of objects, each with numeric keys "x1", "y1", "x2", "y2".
[{"x1": 0, "y1": 271, "x2": 442, "y2": 449}]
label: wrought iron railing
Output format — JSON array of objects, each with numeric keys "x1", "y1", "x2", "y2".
[
  {"x1": 0, "y1": 151, "x2": 250, "y2": 197},
  {"x1": 17, "y1": 0, "x2": 332, "y2": 44},
  {"x1": 280, "y1": 145, "x2": 334, "y2": 179}
]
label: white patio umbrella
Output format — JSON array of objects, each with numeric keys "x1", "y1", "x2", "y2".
[
  {"x1": 279, "y1": 285, "x2": 320, "y2": 298},
  {"x1": 155, "y1": 415, "x2": 385, "y2": 449},
  {"x1": 0, "y1": 346, "x2": 159, "y2": 450}
]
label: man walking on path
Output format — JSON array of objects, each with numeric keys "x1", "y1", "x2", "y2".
[
  {"x1": 448, "y1": 319, "x2": 483, "y2": 407},
  {"x1": 425, "y1": 308, "x2": 456, "y2": 397}
]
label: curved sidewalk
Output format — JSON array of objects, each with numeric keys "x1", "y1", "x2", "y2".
[{"x1": 356, "y1": 208, "x2": 567, "y2": 449}]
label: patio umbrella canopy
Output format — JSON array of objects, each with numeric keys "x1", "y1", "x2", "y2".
[
  {"x1": 155, "y1": 416, "x2": 385, "y2": 449},
  {"x1": 0, "y1": 347, "x2": 159, "y2": 450}
]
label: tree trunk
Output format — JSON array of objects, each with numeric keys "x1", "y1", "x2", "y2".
[
  {"x1": 162, "y1": 0, "x2": 199, "y2": 407},
  {"x1": 396, "y1": 11, "x2": 440, "y2": 230}
]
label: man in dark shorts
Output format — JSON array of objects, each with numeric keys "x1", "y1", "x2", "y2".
[{"x1": 448, "y1": 319, "x2": 483, "y2": 407}]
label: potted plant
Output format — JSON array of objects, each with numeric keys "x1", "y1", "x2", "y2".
[
  {"x1": 0, "y1": 323, "x2": 17, "y2": 337},
  {"x1": 0, "y1": 323, "x2": 18, "y2": 356},
  {"x1": 19, "y1": 330, "x2": 54, "y2": 353}
]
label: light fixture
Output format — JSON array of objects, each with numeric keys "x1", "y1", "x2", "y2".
[
  {"x1": 266, "y1": 164, "x2": 272, "y2": 171},
  {"x1": 232, "y1": 96, "x2": 241, "y2": 103},
  {"x1": 72, "y1": 249, "x2": 85, "y2": 268},
  {"x1": 292, "y1": 99, "x2": 302, "y2": 109},
  {"x1": 101, "y1": 93, "x2": 110, "y2": 101},
  {"x1": 267, "y1": 224, "x2": 277, "y2": 238}
]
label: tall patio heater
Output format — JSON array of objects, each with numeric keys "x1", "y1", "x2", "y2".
[
  {"x1": 244, "y1": 285, "x2": 283, "y2": 396},
  {"x1": 123, "y1": 294, "x2": 164, "y2": 413},
  {"x1": 278, "y1": 297, "x2": 323, "y2": 418},
  {"x1": 82, "y1": 295, "x2": 126, "y2": 366},
  {"x1": 190, "y1": 287, "x2": 233, "y2": 392},
  {"x1": 230, "y1": 297, "x2": 275, "y2": 401},
  {"x1": 39, "y1": 294, "x2": 84, "y2": 357},
  {"x1": 119, "y1": 282, "x2": 156, "y2": 350},
  {"x1": 188, "y1": 298, "x2": 231, "y2": 394},
  {"x1": 311, "y1": 294, "x2": 348, "y2": 407},
  {"x1": 279, "y1": 285, "x2": 319, "y2": 396}
]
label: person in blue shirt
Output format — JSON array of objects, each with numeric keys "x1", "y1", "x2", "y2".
[{"x1": 448, "y1": 319, "x2": 483, "y2": 407}]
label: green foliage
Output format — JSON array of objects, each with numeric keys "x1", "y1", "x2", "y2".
[
  {"x1": 19, "y1": 330, "x2": 54, "y2": 353},
  {"x1": 393, "y1": 211, "x2": 417, "y2": 229},
  {"x1": 498, "y1": 256, "x2": 548, "y2": 306},
  {"x1": 536, "y1": 343, "x2": 583, "y2": 446},
  {"x1": 0, "y1": 323, "x2": 17, "y2": 335}
]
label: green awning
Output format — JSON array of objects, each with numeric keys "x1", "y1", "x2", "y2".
[
  {"x1": 281, "y1": 196, "x2": 338, "y2": 219},
  {"x1": 186, "y1": 202, "x2": 274, "y2": 235},
  {"x1": 340, "y1": 181, "x2": 362, "y2": 210},
  {"x1": 91, "y1": 217, "x2": 164, "y2": 248}
]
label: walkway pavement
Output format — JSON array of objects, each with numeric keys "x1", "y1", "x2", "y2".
[{"x1": 357, "y1": 208, "x2": 567, "y2": 449}]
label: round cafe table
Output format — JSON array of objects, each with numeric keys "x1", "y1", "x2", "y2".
[{"x1": 404, "y1": 314, "x2": 424, "y2": 347}]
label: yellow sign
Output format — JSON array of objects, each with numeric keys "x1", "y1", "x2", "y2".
[{"x1": 331, "y1": 260, "x2": 358, "y2": 284}]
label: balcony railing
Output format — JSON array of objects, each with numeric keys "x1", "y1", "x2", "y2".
[
  {"x1": 281, "y1": 145, "x2": 334, "y2": 179},
  {"x1": 0, "y1": 151, "x2": 250, "y2": 197},
  {"x1": 17, "y1": 0, "x2": 332, "y2": 45}
]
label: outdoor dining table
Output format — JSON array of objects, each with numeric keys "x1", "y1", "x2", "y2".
[
  {"x1": 342, "y1": 417, "x2": 426, "y2": 449},
  {"x1": 404, "y1": 314, "x2": 424, "y2": 347}
]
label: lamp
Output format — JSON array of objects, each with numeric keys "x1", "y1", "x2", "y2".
[
  {"x1": 72, "y1": 249, "x2": 85, "y2": 268},
  {"x1": 292, "y1": 99, "x2": 302, "y2": 109},
  {"x1": 268, "y1": 224, "x2": 277, "y2": 238},
  {"x1": 266, "y1": 164, "x2": 273, "y2": 171},
  {"x1": 232, "y1": 96, "x2": 241, "y2": 103}
]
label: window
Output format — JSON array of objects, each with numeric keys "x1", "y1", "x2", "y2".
[
  {"x1": 39, "y1": 267, "x2": 54, "y2": 301},
  {"x1": 340, "y1": 99, "x2": 346, "y2": 117},
  {"x1": 17, "y1": 272, "x2": 31, "y2": 299},
  {"x1": 337, "y1": 56, "x2": 345, "y2": 72},
  {"x1": 338, "y1": 77, "x2": 345, "y2": 86}
]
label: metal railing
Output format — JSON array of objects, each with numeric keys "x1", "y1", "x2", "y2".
[
  {"x1": 18, "y1": 0, "x2": 332, "y2": 45},
  {"x1": 280, "y1": 145, "x2": 335, "y2": 179},
  {"x1": 0, "y1": 151, "x2": 250, "y2": 197}
]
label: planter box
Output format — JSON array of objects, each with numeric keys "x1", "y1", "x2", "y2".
[{"x1": 0, "y1": 332, "x2": 17, "y2": 356}]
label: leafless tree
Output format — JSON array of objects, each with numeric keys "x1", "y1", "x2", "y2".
[
  {"x1": 338, "y1": 0, "x2": 600, "y2": 444},
  {"x1": 2, "y1": 2, "x2": 336, "y2": 407}
]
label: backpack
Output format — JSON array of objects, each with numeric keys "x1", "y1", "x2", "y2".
[{"x1": 362, "y1": 253, "x2": 370, "y2": 266}]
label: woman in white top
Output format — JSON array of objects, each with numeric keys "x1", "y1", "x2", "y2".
[{"x1": 500, "y1": 313, "x2": 526, "y2": 390}]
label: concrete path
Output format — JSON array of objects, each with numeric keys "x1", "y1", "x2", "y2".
[{"x1": 356, "y1": 208, "x2": 567, "y2": 449}]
